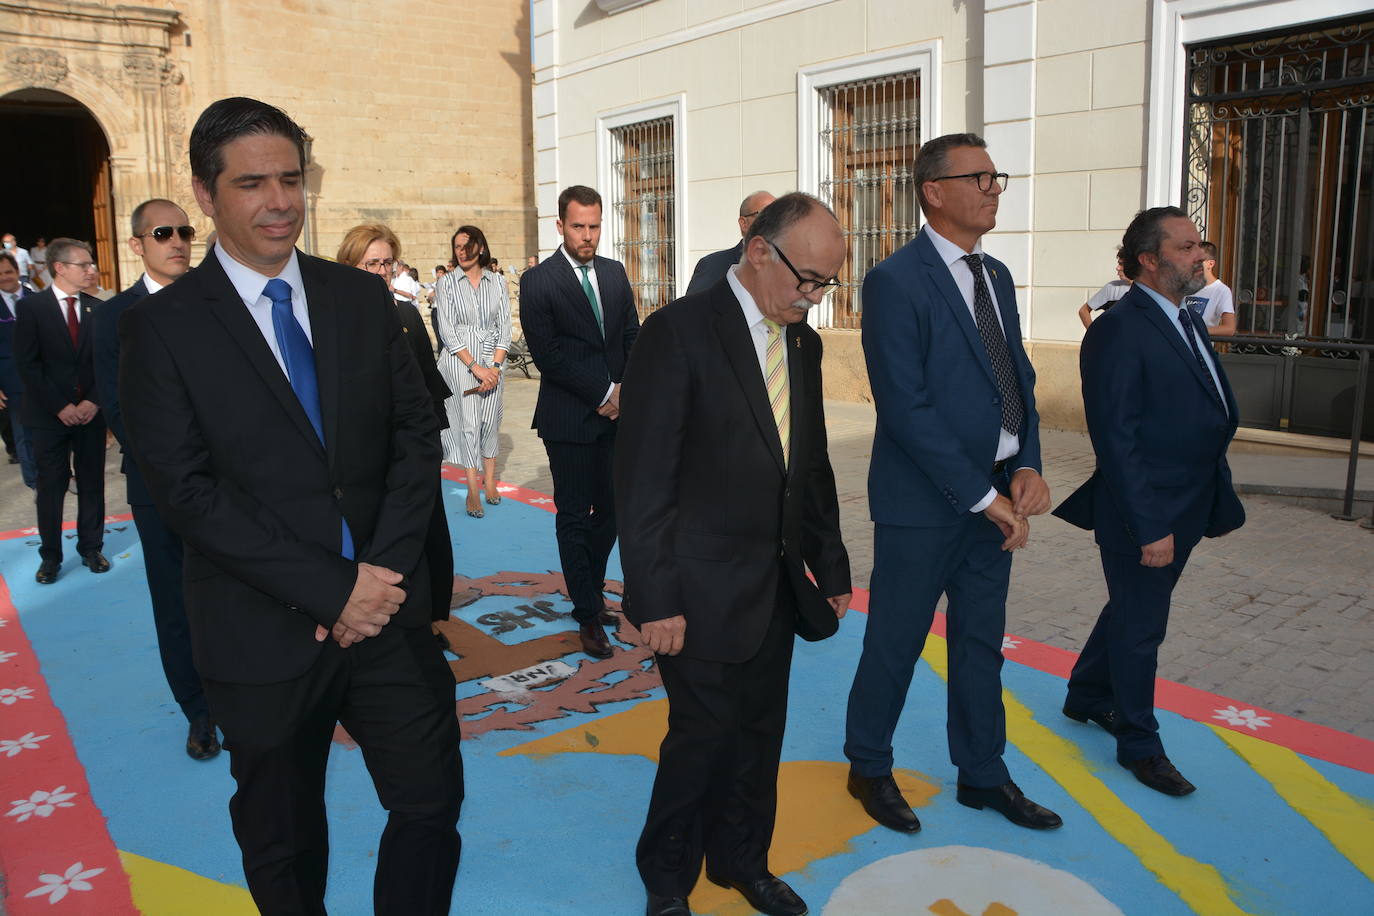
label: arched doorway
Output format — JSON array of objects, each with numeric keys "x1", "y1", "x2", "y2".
[{"x1": 0, "y1": 88, "x2": 118, "y2": 292}]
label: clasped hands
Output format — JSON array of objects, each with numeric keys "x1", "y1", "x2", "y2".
[
  {"x1": 595, "y1": 383, "x2": 621, "y2": 420},
  {"x1": 471, "y1": 364, "x2": 500, "y2": 392},
  {"x1": 636, "y1": 592, "x2": 853, "y2": 657},
  {"x1": 313, "y1": 562, "x2": 406, "y2": 648},
  {"x1": 984, "y1": 467, "x2": 1052, "y2": 552},
  {"x1": 57, "y1": 400, "x2": 99, "y2": 426}
]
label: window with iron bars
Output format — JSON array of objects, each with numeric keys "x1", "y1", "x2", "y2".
[
  {"x1": 609, "y1": 116, "x2": 676, "y2": 320},
  {"x1": 816, "y1": 71, "x2": 921, "y2": 329}
]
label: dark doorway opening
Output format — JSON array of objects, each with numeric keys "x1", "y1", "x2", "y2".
[{"x1": 0, "y1": 88, "x2": 118, "y2": 292}]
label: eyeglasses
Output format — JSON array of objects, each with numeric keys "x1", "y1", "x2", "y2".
[
  {"x1": 363, "y1": 258, "x2": 395, "y2": 271},
  {"x1": 932, "y1": 171, "x2": 1010, "y2": 193},
  {"x1": 57, "y1": 260, "x2": 99, "y2": 271},
  {"x1": 139, "y1": 225, "x2": 196, "y2": 243},
  {"x1": 740, "y1": 209, "x2": 764, "y2": 220},
  {"x1": 768, "y1": 240, "x2": 842, "y2": 295}
]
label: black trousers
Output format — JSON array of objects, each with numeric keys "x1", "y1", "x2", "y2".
[
  {"x1": 1066, "y1": 540, "x2": 1196, "y2": 764},
  {"x1": 204, "y1": 624, "x2": 464, "y2": 916},
  {"x1": 544, "y1": 432, "x2": 618, "y2": 623},
  {"x1": 131, "y1": 502, "x2": 208, "y2": 722},
  {"x1": 637, "y1": 588, "x2": 794, "y2": 897},
  {"x1": 30, "y1": 417, "x2": 106, "y2": 563},
  {"x1": 425, "y1": 475, "x2": 454, "y2": 622}
]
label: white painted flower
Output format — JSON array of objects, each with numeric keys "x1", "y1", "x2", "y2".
[
  {"x1": 0, "y1": 687, "x2": 34, "y2": 705},
  {"x1": 24, "y1": 862, "x2": 105, "y2": 904},
  {"x1": 1001, "y1": 636, "x2": 1021, "y2": 651},
  {"x1": 7, "y1": 786, "x2": 77, "y2": 822},
  {"x1": 497, "y1": 485, "x2": 517, "y2": 493},
  {"x1": 528, "y1": 497, "x2": 553, "y2": 504},
  {"x1": 0, "y1": 617, "x2": 9, "y2": 627},
  {"x1": 1212, "y1": 706, "x2": 1271, "y2": 730},
  {"x1": 0, "y1": 651, "x2": 17, "y2": 664},
  {"x1": 0, "y1": 732, "x2": 50, "y2": 757}
]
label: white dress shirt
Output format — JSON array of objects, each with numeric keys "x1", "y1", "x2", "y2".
[
  {"x1": 1136, "y1": 280, "x2": 1229, "y2": 416},
  {"x1": 725, "y1": 265, "x2": 785, "y2": 385},
  {"x1": 49, "y1": 281, "x2": 84, "y2": 326},
  {"x1": 922, "y1": 225, "x2": 1022, "y2": 513},
  {"x1": 559, "y1": 245, "x2": 614, "y2": 406},
  {"x1": 140, "y1": 273, "x2": 165, "y2": 296},
  {"x1": 214, "y1": 245, "x2": 311, "y2": 378}
]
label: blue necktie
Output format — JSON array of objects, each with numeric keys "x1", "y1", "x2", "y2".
[
  {"x1": 264, "y1": 279, "x2": 354, "y2": 560},
  {"x1": 1177, "y1": 307, "x2": 1225, "y2": 410}
]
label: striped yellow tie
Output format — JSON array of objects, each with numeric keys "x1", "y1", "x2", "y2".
[{"x1": 764, "y1": 319, "x2": 790, "y2": 468}]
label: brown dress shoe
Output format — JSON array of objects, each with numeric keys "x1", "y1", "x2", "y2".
[{"x1": 578, "y1": 622, "x2": 613, "y2": 659}]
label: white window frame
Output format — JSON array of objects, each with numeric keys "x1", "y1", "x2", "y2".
[
  {"x1": 595, "y1": 94, "x2": 688, "y2": 300},
  {"x1": 797, "y1": 41, "x2": 941, "y2": 328}
]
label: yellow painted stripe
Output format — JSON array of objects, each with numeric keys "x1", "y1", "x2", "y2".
[
  {"x1": 919, "y1": 633, "x2": 1251, "y2": 915},
  {"x1": 119, "y1": 849, "x2": 257, "y2": 914},
  {"x1": 1211, "y1": 724, "x2": 1374, "y2": 883}
]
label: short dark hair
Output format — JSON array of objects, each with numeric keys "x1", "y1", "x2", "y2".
[
  {"x1": 1119, "y1": 206, "x2": 1189, "y2": 280},
  {"x1": 744, "y1": 191, "x2": 835, "y2": 248},
  {"x1": 913, "y1": 132, "x2": 987, "y2": 212},
  {"x1": 189, "y1": 97, "x2": 308, "y2": 197},
  {"x1": 558, "y1": 185, "x2": 602, "y2": 221},
  {"x1": 451, "y1": 225, "x2": 493, "y2": 269},
  {"x1": 0, "y1": 252, "x2": 16, "y2": 271},
  {"x1": 130, "y1": 198, "x2": 183, "y2": 237},
  {"x1": 435, "y1": 264, "x2": 447, "y2": 274},
  {"x1": 1200, "y1": 240, "x2": 1218, "y2": 265},
  {"x1": 47, "y1": 237, "x2": 92, "y2": 268}
]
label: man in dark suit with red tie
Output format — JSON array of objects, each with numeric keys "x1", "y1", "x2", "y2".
[
  {"x1": 1054, "y1": 206, "x2": 1245, "y2": 797},
  {"x1": 118, "y1": 98, "x2": 462, "y2": 914},
  {"x1": 520, "y1": 185, "x2": 640, "y2": 659},
  {"x1": 617, "y1": 193, "x2": 852, "y2": 916},
  {"x1": 14, "y1": 237, "x2": 109, "y2": 584}
]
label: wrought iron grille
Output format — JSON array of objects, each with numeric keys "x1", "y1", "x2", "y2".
[
  {"x1": 1183, "y1": 15, "x2": 1374, "y2": 342},
  {"x1": 609, "y1": 116, "x2": 675, "y2": 319},
  {"x1": 816, "y1": 71, "x2": 921, "y2": 329}
]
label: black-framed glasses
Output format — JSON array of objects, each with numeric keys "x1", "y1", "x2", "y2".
[
  {"x1": 139, "y1": 225, "x2": 196, "y2": 243},
  {"x1": 932, "y1": 171, "x2": 1009, "y2": 193},
  {"x1": 363, "y1": 258, "x2": 396, "y2": 271},
  {"x1": 740, "y1": 209, "x2": 764, "y2": 221},
  {"x1": 768, "y1": 240, "x2": 842, "y2": 295}
]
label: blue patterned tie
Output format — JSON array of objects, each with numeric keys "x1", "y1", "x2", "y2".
[
  {"x1": 1177, "y1": 307, "x2": 1225, "y2": 410},
  {"x1": 263, "y1": 279, "x2": 354, "y2": 560}
]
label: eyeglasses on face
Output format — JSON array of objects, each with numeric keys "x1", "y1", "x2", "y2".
[
  {"x1": 932, "y1": 171, "x2": 1010, "y2": 193},
  {"x1": 57, "y1": 260, "x2": 99, "y2": 271},
  {"x1": 767, "y1": 240, "x2": 842, "y2": 295},
  {"x1": 363, "y1": 258, "x2": 395, "y2": 271},
  {"x1": 139, "y1": 225, "x2": 197, "y2": 243}
]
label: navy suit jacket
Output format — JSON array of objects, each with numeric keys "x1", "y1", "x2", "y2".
[
  {"x1": 1053, "y1": 284, "x2": 1245, "y2": 551},
  {"x1": 685, "y1": 241, "x2": 743, "y2": 296},
  {"x1": 520, "y1": 250, "x2": 640, "y2": 443},
  {"x1": 0, "y1": 287, "x2": 27, "y2": 396},
  {"x1": 864, "y1": 228, "x2": 1041, "y2": 526},
  {"x1": 94, "y1": 276, "x2": 156, "y2": 504},
  {"x1": 13, "y1": 287, "x2": 101, "y2": 429}
]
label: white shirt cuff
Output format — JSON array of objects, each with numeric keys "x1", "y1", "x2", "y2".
[
  {"x1": 970, "y1": 487, "x2": 997, "y2": 514},
  {"x1": 599, "y1": 383, "x2": 614, "y2": 407}
]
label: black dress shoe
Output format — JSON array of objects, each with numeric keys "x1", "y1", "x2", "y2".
[
  {"x1": 35, "y1": 561, "x2": 59, "y2": 585},
  {"x1": 956, "y1": 781, "x2": 1063, "y2": 829},
  {"x1": 597, "y1": 609, "x2": 619, "y2": 626},
  {"x1": 645, "y1": 892, "x2": 692, "y2": 916},
  {"x1": 186, "y1": 714, "x2": 221, "y2": 761},
  {"x1": 847, "y1": 768, "x2": 920, "y2": 832},
  {"x1": 706, "y1": 873, "x2": 806, "y2": 916},
  {"x1": 81, "y1": 551, "x2": 111, "y2": 573},
  {"x1": 578, "y1": 621, "x2": 613, "y2": 659},
  {"x1": 1124, "y1": 754, "x2": 1196, "y2": 796},
  {"x1": 1063, "y1": 703, "x2": 1119, "y2": 734}
]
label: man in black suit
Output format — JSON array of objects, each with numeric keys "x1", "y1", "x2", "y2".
[
  {"x1": 684, "y1": 190, "x2": 775, "y2": 296},
  {"x1": 93, "y1": 199, "x2": 218, "y2": 761},
  {"x1": 617, "y1": 193, "x2": 852, "y2": 916},
  {"x1": 1054, "y1": 207, "x2": 1245, "y2": 797},
  {"x1": 520, "y1": 184, "x2": 640, "y2": 659},
  {"x1": 0, "y1": 252, "x2": 36, "y2": 482},
  {"x1": 118, "y1": 98, "x2": 461, "y2": 915},
  {"x1": 14, "y1": 237, "x2": 109, "y2": 584}
]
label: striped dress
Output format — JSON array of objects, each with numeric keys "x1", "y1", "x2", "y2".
[{"x1": 435, "y1": 268, "x2": 512, "y2": 468}]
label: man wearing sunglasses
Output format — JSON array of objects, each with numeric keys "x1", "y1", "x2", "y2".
[
  {"x1": 92, "y1": 199, "x2": 217, "y2": 761},
  {"x1": 844, "y1": 133, "x2": 1062, "y2": 834}
]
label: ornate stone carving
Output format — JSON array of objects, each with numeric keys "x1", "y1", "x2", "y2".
[{"x1": 6, "y1": 48, "x2": 68, "y2": 87}]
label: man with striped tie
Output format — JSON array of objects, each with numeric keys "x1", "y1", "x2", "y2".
[{"x1": 616, "y1": 192, "x2": 852, "y2": 916}]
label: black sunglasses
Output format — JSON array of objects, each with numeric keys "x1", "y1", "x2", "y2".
[{"x1": 139, "y1": 225, "x2": 197, "y2": 243}]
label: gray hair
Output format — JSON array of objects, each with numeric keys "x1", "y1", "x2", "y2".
[
  {"x1": 743, "y1": 192, "x2": 836, "y2": 252},
  {"x1": 913, "y1": 132, "x2": 987, "y2": 213},
  {"x1": 46, "y1": 237, "x2": 92, "y2": 267}
]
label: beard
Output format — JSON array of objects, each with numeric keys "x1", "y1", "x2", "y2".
[{"x1": 1162, "y1": 259, "x2": 1206, "y2": 300}]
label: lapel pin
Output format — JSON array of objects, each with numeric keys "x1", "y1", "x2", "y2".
[{"x1": 793, "y1": 336, "x2": 800, "y2": 349}]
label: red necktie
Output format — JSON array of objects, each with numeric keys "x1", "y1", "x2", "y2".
[{"x1": 64, "y1": 296, "x2": 79, "y2": 347}]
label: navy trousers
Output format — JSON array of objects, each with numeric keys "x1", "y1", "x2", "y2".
[
  {"x1": 1066, "y1": 540, "x2": 1195, "y2": 763},
  {"x1": 543, "y1": 432, "x2": 618, "y2": 624},
  {"x1": 844, "y1": 511, "x2": 1013, "y2": 788},
  {"x1": 131, "y1": 503, "x2": 209, "y2": 722}
]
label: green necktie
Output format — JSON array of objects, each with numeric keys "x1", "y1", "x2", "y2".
[{"x1": 577, "y1": 265, "x2": 604, "y2": 336}]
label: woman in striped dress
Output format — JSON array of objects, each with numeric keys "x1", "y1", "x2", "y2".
[{"x1": 435, "y1": 225, "x2": 511, "y2": 518}]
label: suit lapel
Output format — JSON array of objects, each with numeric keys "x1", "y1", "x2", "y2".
[
  {"x1": 714, "y1": 289, "x2": 786, "y2": 475},
  {"x1": 594, "y1": 256, "x2": 618, "y2": 344},
  {"x1": 784, "y1": 322, "x2": 807, "y2": 480},
  {"x1": 550, "y1": 252, "x2": 604, "y2": 339},
  {"x1": 300, "y1": 255, "x2": 341, "y2": 468},
  {"x1": 1133, "y1": 288, "x2": 1227, "y2": 413},
  {"x1": 915, "y1": 232, "x2": 998, "y2": 389},
  {"x1": 76, "y1": 294, "x2": 97, "y2": 351}
]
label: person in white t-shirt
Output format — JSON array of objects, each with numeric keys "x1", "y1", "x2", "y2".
[
  {"x1": 1182, "y1": 240, "x2": 1236, "y2": 337},
  {"x1": 1078, "y1": 252, "x2": 1131, "y2": 328},
  {"x1": 391, "y1": 258, "x2": 421, "y2": 306}
]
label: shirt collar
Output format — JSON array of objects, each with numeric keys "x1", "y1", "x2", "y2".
[
  {"x1": 141, "y1": 272, "x2": 165, "y2": 296},
  {"x1": 560, "y1": 246, "x2": 593, "y2": 270},
  {"x1": 1135, "y1": 280, "x2": 1181, "y2": 313},
  {"x1": 725, "y1": 265, "x2": 767, "y2": 330},
  {"x1": 215, "y1": 244, "x2": 305, "y2": 307},
  {"x1": 922, "y1": 224, "x2": 984, "y2": 268}
]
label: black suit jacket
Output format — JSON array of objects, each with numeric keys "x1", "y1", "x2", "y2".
[
  {"x1": 520, "y1": 251, "x2": 639, "y2": 443},
  {"x1": 685, "y1": 241, "x2": 743, "y2": 296},
  {"x1": 13, "y1": 287, "x2": 101, "y2": 428},
  {"x1": 95, "y1": 276, "x2": 156, "y2": 504},
  {"x1": 614, "y1": 278, "x2": 851, "y2": 662},
  {"x1": 118, "y1": 250, "x2": 440, "y2": 684},
  {"x1": 1054, "y1": 283, "x2": 1246, "y2": 551},
  {"x1": 396, "y1": 299, "x2": 451, "y2": 430}
]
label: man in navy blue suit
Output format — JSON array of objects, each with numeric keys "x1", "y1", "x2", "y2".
[
  {"x1": 1054, "y1": 206, "x2": 1245, "y2": 797},
  {"x1": 844, "y1": 133, "x2": 1062, "y2": 833},
  {"x1": 685, "y1": 190, "x2": 774, "y2": 296}
]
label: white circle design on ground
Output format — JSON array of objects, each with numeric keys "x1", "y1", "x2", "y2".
[{"x1": 823, "y1": 845, "x2": 1123, "y2": 916}]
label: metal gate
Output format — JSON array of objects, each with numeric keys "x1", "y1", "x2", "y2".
[{"x1": 1183, "y1": 15, "x2": 1374, "y2": 438}]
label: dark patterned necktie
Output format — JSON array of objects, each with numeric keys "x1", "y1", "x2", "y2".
[
  {"x1": 962, "y1": 254, "x2": 1024, "y2": 435},
  {"x1": 1177, "y1": 307, "x2": 1225, "y2": 409}
]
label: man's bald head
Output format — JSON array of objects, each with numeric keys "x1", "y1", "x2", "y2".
[{"x1": 738, "y1": 191, "x2": 776, "y2": 239}]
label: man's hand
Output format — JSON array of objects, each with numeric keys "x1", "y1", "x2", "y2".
[
  {"x1": 57, "y1": 404, "x2": 82, "y2": 426},
  {"x1": 827, "y1": 593, "x2": 852, "y2": 620},
  {"x1": 608, "y1": 383, "x2": 621, "y2": 411},
  {"x1": 73, "y1": 400, "x2": 99, "y2": 424},
  {"x1": 638, "y1": 614, "x2": 686, "y2": 656},
  {"x1": 335, "y1": 563, "x2": 406, "y2": 638},
  {"x1": 596, "y1": 400, "x2": 620, "y2": 419},
  {"x1": 314, "y1": 621, "x2": 368, "y2": 648},
  {"x1": 1010, "y1": 468, "x2": 1051, "y2": 517},
  {"x1": 983, "y1": 493, "x2": 1029, "y2": 551},
  {"x1": 1140, "y1": 534, "x2": 1174, "y2": 568}
]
